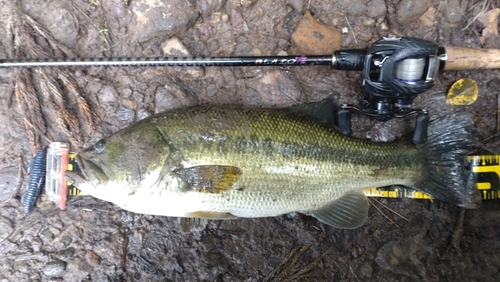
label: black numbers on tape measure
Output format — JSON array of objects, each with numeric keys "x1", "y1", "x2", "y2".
[{"x1": 470, "y1": 156, "x2": 500, "y2": 200}]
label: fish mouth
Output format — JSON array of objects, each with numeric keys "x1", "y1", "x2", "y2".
[{"x1": 76, "y1": 154, "x2": 109, "y2": 184}]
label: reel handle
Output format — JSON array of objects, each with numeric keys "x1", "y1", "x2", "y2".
[
  {"x1": 337, "y1": 104, "x2": 429, "y2": 145},
  {"x1": 443, "y1": 46, "x2": 500, "y2": 70}
]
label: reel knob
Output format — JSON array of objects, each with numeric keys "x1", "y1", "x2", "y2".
[
  {"x1": 337, "y1": 106, "x2": 352, "y2": 136},
  {"x1": 412, "y1": 112, "x2": 429, "y2": 145}
]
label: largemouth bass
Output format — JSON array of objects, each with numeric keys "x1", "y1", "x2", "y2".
[{"x1": 68, "y1": 100, "x2": 481, "y2": 228}]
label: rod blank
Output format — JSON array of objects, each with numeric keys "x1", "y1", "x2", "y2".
[{"x1": 0, "y1": 55, "x2": 334, "y2": 68}]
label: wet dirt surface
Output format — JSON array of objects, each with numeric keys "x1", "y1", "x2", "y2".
[{"x1": 1, "y1": 0, "x2": 500, "y2": 281}]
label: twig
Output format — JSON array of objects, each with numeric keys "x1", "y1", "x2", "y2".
[
  {"x1": 344, "y1": 16, "x2": 359, "y2": 47},
  {"x1": 349, "y1": 266, "x2": 360, "y2": 282},
  {"x1": 306, "y1": 0, "x2": 312, "y2": 10},
  {"x1": 370, "y1": 197, "x2": 409, "y2": 221},
  {"x1": 368, "y1": 198, "x2": 399, "y2": 228},
  {"x1": 450, "y1": 208, "x2": 465, "y2": 250}
]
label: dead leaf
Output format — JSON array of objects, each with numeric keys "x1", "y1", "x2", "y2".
[
  {"x1": 446, "y1": 78, "x2": 478, "y2": 106},
  {"x1": 477, "y1": 8, "x2": 500, "y2": 44}
]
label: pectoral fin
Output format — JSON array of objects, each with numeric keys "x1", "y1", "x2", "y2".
[
  {"x1": 185, "y1": 211, "x2": 237, "y2": 219},
  {"x1": 179, "y1": 218, "x2": 209, "y2": 233},
  {"x1": 309, "y1": 191, "x2": 369, "y2": 229},
  {"x1": 174, "y1": 165, "x2": 242, "y2": 193}
]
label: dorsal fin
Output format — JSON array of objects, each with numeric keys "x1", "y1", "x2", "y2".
[{"x1": 285, "y1": 98, "x2": 336, "y2": 128}]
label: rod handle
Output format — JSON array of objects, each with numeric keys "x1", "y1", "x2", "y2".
[{"x1": 443, "y1": 46, "x2": 500, "y2": 70}]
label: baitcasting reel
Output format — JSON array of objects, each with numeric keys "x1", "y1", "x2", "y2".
[{"x1": 333, "y1": 36, "x2": 443, "y2": 144}]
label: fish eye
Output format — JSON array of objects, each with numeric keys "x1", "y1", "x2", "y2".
[{"x1": 94, "y1": 140, "x2": 106, "y2": 154}]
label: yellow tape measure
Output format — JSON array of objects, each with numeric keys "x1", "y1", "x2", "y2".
[
  {"x1": 67, "y1": 153, "x2": 87, "y2": 196},
  {"x1": 467, "y1": 155, "x2": 500, "y2": 200},
  {"x1": 65, "y1": 154, "x2": 500, "y2": 200}
]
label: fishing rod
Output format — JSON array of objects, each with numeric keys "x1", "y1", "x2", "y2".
[{"x1": 6, "y1": 35, "x2": 500, "y2": 144}]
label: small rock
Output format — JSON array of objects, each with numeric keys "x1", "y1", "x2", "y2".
[
  {"x1": 0, "y1": 167, "x2": 20, "y2": 203},
  {"x1": 154, "y1": 83, "x2": 197, "y2": 113},
  {"x1": 287, "y1": 0, "x2": 303, "y2": 13},
  {"x1": 52, "y1": 220, "x2": 64, "y2": 229},
  {"x1": 379, "y1": 22, "x2": 389, "y2": 31},
  {"x1": 64, "y1": 257, "x2": 91, "y2": 280},
  {"x1": 252, "y1": 48, "x2": 263, "y2": 56},
  {"x1": 58, "y1": 247, "x2": 75, "y2": 259},
  {"x1": 278, "y1": 38, "x2": 288, "y2": 48},
  {"x1": 396, "y1": 0, "x2": 432, "y2": 25},
  {"x1": 376, "y1": 240, "x2": 421, "y2": 279},
  {"x1": 291, "y1": 11, "x2": 342, "y2": 54},
  {"x1": 127, "y1": 0, "x2": 198, "y2": 43},
  {"x1": 120, "y1": 88, "x2": 133, "y2": 99},
  {"x1": 208, "y1": 40, "x2": 220, "y2": 52},
  {"x1": 31, "y1": 237, "x2": 43, "y2": 252},
  {"x1": 207, "y1": 84, "x2": 218, "y2": 97},
  {"x1": 54, "y1": 235, "x2": 72, "y2": 249},
  {"x1": 49, "y1": 227, "x2": 61, "y2": 237},
  {"x1": 221, "y1": 13, "x2": 229, "y2": 23},
  {"x1": 98, "y1": 85, "x2": 118, "y2": 103},
  {"x1": 161, "y1": 37, "x2": 204, "y2": 79},
  {"x1": 199, "y1": 0, "x2": 226, "y2": 17},
  {"x1": 367, "y1": 0, "x2": 387, "y2": 18},
  {"x1": 445, "y1": 0, "x2": 464, "y2": 24},
  {"x1": 85, "y1": 250, "x2": 101, "y2": 266},
  {"x1": 117, "y1": 107, "x2": 135, "y2": 122},
  {"x1": 358, "y1": 263, "x2": 373, "y2": 278},
  {"x1": 245, "y1": 88, "x2": 262, "y2": 105},
  {"x1": 234, "y1": 41, "x2": 254, "y2": 54},
  {"x1": 230, "y1": 9, "x2": 249, "y2": 33},
  {"x1": 14, "y1": 260, "x2": 29, "y2": 273},
  {"x1": 277, "y1": 50, "x2": 288, "y2": 56},
  {"x1": 43, "y1": 260, "x2": 66, "y2": 277},
  {"x1": 40, "y1": 228, "x2": 54, "y2": 240},
  {"x1": 136, "y1": 108, "x2": 152, "y2": 120},
  {"x1": 161, "y1": 37, "x2": 191, "y2": 57},
  {"x1": 335, "y1": 0, "x2": 368, "y2": 16}
]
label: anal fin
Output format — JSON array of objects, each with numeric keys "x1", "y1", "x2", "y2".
[{"x1": 309, "y1": 191, "x2": 369, "y2": 229}]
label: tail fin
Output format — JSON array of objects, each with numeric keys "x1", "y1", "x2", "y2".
[{"x1": 415, "y1": 113, "x2": 481, "y2": 209}]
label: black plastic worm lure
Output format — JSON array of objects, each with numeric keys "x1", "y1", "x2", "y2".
[{"x1": 23, "y1": 146, "x2": 48, "y2": 215}]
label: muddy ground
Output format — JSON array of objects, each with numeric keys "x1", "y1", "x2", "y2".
[{"x1": 0, "y1": 0, "x2": 500, "y2": 281}]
